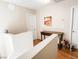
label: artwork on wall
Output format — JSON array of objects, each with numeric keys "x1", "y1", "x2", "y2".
[{"x1": 44, "y1": 16, "x2": 52, "y2": 27}]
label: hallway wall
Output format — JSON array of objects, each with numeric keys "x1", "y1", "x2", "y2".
[
  {"x1": 0, "y1": 1, "x2": 35, "y2": 34},
  {"x1": 36, "y1": 0, "x2": 78, "y2": 42}
]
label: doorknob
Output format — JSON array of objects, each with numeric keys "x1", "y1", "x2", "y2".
[{"x1": 72, "y1": 30, "x2": 75, "y2": 32}]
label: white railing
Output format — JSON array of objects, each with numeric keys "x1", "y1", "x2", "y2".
[
  {"x1": 9, "y1": 31, "x2": 33, "y2": 59},
  {"x1": 0, "y1": 32, "x2": 58, "y2": 59},
  {"x1": 0, "y1": 33, "x2": 13, "y2": 59},
  {"x1": 17, "y1": 34, "x2": 58, "y2": 59}
]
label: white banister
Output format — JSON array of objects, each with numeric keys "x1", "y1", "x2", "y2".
[
  {"x1": 9, "y1": 31, "x2": 33, "y2": 59},
  {"x1": 17, "y1": 34, "x2": 58, "y2": 59},
  {"x1": 0, "y1": 33, "x2": 13, "y2": 59}
]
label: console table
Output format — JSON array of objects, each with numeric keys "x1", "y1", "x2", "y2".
[{"x1": 40, "y1": 31, "x2": 64, "y2": 45}]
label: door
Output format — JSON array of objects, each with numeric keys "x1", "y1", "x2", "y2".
[
  {"x1": 26, "y1": 13, "x2": 37, "y2": 40},
  {"x1": 71, "y1": 6, "x2": 78, "y2": 49}
]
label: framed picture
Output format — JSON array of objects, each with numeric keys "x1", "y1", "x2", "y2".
[{"x1": 44, "y1": 16, "x2": 52, "y2": 26}]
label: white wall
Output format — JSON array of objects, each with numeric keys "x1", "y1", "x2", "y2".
[
  {"x1": 36, "y1": 0, "x2": 78, "y2": 41},
  {"x1": 0, "y1": 1, "x2": 35, "y2": 34}
]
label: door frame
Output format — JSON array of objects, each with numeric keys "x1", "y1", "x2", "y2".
[{"x1": 70, "y1": 5, "x2": 78, "y2": 49}]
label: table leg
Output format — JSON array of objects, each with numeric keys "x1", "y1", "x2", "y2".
[
  {"x1": 44, "y1": 35, "x2": 45, "y2": 39},
  {"x1": 58, "y1": 33, "x2": 64, "y2": 50},
  {"x1": 41, "y1": 34, "x2": 42, "y2": 41}
]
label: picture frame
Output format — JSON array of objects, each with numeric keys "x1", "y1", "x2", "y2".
[{"x1": 44, "y1": 16, "x2": 52, "y2": 26}]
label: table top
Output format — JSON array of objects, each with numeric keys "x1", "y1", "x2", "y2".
[{"x1": 41, "y1": 31, "x2": 64, "y2": 34}]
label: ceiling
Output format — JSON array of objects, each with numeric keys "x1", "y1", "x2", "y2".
[
  {"x1": 1, "y1": 0, "x2": 75, "y2": 10},
  {"x1": 1, "y1": 0, "x2": 57, "y2": 10}
]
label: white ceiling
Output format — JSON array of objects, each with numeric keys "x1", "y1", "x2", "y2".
[
  {"x1": 1, "y1": 0, "x2": 56, "y2": 10},
  {"x1": 1, "y1": 0, "x2": 75, "y2": 10}
]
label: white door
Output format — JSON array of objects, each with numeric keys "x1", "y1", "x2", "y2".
[
  {"x1": 26, "y1": 13, "x2": 37, "y2": 40},
  {"x1": 72, "y1": 6, "x2": 78, "y2": 49}
]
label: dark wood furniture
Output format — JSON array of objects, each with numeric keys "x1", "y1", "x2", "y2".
[{"x1": 41, "y1": 31, "x2": 64, "y2": 49}]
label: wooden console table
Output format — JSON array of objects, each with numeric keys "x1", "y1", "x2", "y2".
[{"x1": 40, "y1": 31, "x2": 64, "y2": 45}]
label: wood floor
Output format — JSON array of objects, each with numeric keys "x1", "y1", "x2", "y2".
[
  {"x1": 57, "y1": 49, "x2": 78, "y2": 59},
  {"x1": 33, "y1": 39, "x2": 78, "y2": 59}
]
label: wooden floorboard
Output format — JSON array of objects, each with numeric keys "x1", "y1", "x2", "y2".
[
  {"x1": 33, "y1": 39, "x2": 41, "y2": 46},
  {"x1": 33, "y1": 39, "x2": 78, "y2": 59}
]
